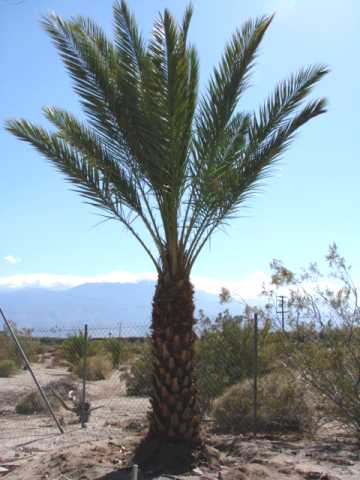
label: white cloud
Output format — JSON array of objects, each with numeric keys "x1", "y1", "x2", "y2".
[
  {"x1": 3, "y1": 255, "x2": 22, "y2": 265},
  {"x1": 193, "y1": 270, "x2": 268, "y2": 300},
  {"x1": 0, "y1": 271, "x2": 156, "y2": 290},
  {"x1": 0, "y1": 268, "x2": 349, "y2": 306},
  {"x1": 0, "y1": 269, "x2": 269, "y2": 299}
]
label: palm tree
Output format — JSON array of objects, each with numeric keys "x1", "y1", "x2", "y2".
[{"x1": 6, "y1": 0, "x2": 328, "y2": 468}]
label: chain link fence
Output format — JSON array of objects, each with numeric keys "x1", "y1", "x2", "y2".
[
  {"x1": 1, "y1": 310, "x2": 304, "y2": 453},
  {"x1": 0, "y1": 321, "x2": 151, "y2": 449}
]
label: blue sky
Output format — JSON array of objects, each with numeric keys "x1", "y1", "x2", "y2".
[{"x1": 1, "y1": 0, "x2": 359, "y2": 297}]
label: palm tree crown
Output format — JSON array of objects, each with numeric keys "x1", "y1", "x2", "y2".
[{"x1": 6, "y1": 1, "x2": 328, "y2": 280}]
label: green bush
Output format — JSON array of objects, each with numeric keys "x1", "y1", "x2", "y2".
[
  {"x1": 0, "y1": 359, "x2": 18, "y2": 377},
  {"x1": 61, "y1": 332, "x2": 102, "y2": 367},
  {"x1": 103, "y1": 338, "x2": 130, "y2": 368},
  {"x1": 0, "y1": 329, "x2": 41, "y2": 367},
  {"x1": 212, "y1": 371, "x2": 312, "y2": 434},
  {"x1": 15, "y1": 379, "x2": 77, "y2": 414},
  {"x1": 196, "y1": 310, "x2": 273, "y2": 410},
  {"x1": 122, "y1": 315, "x2": 276, "y2": 408},
  {"x1": 74, "y1": 354, "x2": 113, "y2": 381}
]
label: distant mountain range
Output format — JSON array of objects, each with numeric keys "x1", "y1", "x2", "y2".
[{"x1": 0, "y1": 281, "x2": 243, "y2": 336}]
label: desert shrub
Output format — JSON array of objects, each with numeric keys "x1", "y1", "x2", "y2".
[
  {"x1": 15, "y1": 378, "x2": 76, "y2": 414},
  {"x1": 0, "y1": 326, "x2": 41, "y2": 367},
  {"x1": 126, "y1": 340, "x2": 148, "y2": 356},
  {"x1": 0, "y1": 359, "x2": 18, "y2": 377},
  {"x1": 212, "y1": 371, "x2": 311, "y2": 434},
  {"x1": 74, "y1": 354, "x2": 112, "y2": 381},
  {"x1": 264, "y1": 244, "x2": 360, "y2": 438},
  {"x1": 123, "y1": 317, "x2": 275, "y2": 406},
  {"x1": 280, "y1": 324, "x2": 360, "y2": 435},
  {"x1": 61, "y1": 332, "x2": 103, "y2": 366},
  {"x1": 196, "y1": 309, "x2": 273, "y2": 410},
  {"x1": 103, "y1": 338, "x2": 131, "y2": 367},
  {"x1": 16, "y1": 391, "x2": 46, "y2": 414},
  {"x1": 124, "y1": 342, "x2": 152, "y2": 396}
]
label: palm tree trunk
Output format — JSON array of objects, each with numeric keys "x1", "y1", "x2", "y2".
[
  {"x1": 149, "y1": 272, "x2": 201, "y2": 441},
  {"x1": 134, "y1": 271, "x2": 204, "y2": 471}
]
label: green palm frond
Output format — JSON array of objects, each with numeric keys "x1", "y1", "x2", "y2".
[
  {"x1": 194, "y1": 15, "x2": 273, "y2": 164},
  {"x1": 185, "y1": 96, "x2": 327, "y2": 271},
  {"x1": 43, "y1": 107, "x2": 141, "y2": 211},
  {"x1": 42, "y1": 14, "x2": 120, "y2": 143},
  {"x1": 252, "y1": 65, "x2": 329, "y2": 142},
  {"x1": 180, "y1": 15, "x2": 274, "y2": 252},
  {"x1": 6, "y1": 118, "x2": 160, "y2": 269},
  {"x1": 6, "y1": 119, "x2": 128, "y2": 218},
  {"x1": 6, "y1": 2, "x2": 328, "y2": 277},
  {"x1": 183, "y1": 61, "x2": 328, "y2": 272}
]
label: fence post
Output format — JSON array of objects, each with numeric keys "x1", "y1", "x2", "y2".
[
  {"x1": 81, "y1": 323, "x2": 88, "y2": 428},
  {"x1": 0, "y1": 307, "x2": 64, "y2": 434},
  {"x1": 253, "y1": 312, "x2": 258, "y2": 433},
  {"x1": 131, "y1": 464, "x2": 139, "y2": 480}
]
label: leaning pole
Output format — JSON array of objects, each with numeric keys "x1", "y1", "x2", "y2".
[{"x1": 0, "y1": 307, "x2": 64, "y2": 434}]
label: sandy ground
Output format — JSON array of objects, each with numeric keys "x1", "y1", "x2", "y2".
[{"x1": 1, "y1": 365, "x2": 360, "y2": 479}]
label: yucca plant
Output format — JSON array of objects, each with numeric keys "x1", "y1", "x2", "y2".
[{"x1": 6, "y1": 1, "x2": 328, "y2": 469}]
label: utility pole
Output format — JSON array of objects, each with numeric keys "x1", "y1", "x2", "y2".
[{"x1": 276, "y1": 295, "x2": 287, "y2": 332}]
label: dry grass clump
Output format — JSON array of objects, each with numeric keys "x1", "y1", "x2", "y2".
[
  {"x1": 15, "y1": 378, "x2": 77, "y2": 414},
  {"x1": 74, "y1": 354, "x2": 113, "y2": 381}
]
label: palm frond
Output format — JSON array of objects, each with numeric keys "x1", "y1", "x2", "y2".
[
  {"x1": 7, "y1": 2, "x2": 328, "y2": 278},
  {"x1": 194, "y1": 14, "x2": 273, "y2": 165},
  {"x1": 252, "y1": 65, "x2": 329, "y2": 142},
  {"x1": 6, "y1": 118, "x2": 123, "y2": 215},
  {"x1": 42, "y1": 14, "x2": 121, "y2": 144},
  {"x1": 181, "y1": 15, "x2": 273, "y2": 254},
  {"x1": 113, "y1": 0, "x2": 146, "y2": 75},
  {"x1": 186, "y1": 96, "x2": 328, "y2": 271},
  {"x1": 5, "y1": 118, "x2": 160, "y2": 269},
  {"x1": 181, "y1": 3, "x2": 193, "y2": 43},
  {"x1": 43, "y1": 107, "x2": 142, "y2": 212}
]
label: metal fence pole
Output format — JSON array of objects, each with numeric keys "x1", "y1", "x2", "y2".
[
  {"x1": 253, "y1": 312, "x2": 258, "y2": 433},
  {"x1": 81, "y1": 323, "x2": 88, "y2": 428},
  {"x1": 131, "y1": 464, "x2": 138, "y2": 480},
  {"x1": 0, "y1": 307, "x2": 64, "y2": 434}
]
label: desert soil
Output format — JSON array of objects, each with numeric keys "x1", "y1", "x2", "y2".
[{"x1": 1, "y1": 364, "x2": 360, "y2": 479}]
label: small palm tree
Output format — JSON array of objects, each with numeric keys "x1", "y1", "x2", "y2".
[{"x1": 6, "y1": 1, "x2": 328, "y2": 468}]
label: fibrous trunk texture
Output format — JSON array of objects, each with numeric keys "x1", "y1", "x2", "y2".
[
  {"x1": 149, "y1": 273, "x2": 200, "y2": 441},
  {"x1": 134, "y1": 272, "x2": 204, "y2": 472}
]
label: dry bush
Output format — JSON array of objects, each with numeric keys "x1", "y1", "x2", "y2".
[
  {"x1": 74, "y1": 354, "x2": 112, "y2": 381},
  {"x1": 124, "y1": 342, "x2": 152, "y2": 396},
  {"x1": 15, "y1": 378, "x2": 77, "y2": 414},
  {"x1": 0, "y1": 359, "x2": 18, "y2": 377},
  {"x1": 16, "y1": 391, "x2": 46, "y2": 415},
  {"x1": 265, "y1": 244, "x2": 360, "y2": 439},
  {"x1": 212, "y1": 371, "x2": 312, "y2": 434}
]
